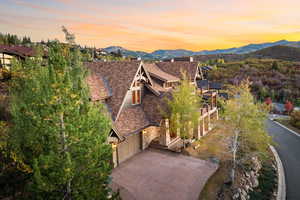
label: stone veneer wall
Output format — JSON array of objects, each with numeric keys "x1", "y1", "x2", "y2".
[{"x1": 142, "y1": 126, "x2": 161, "y2": 150}]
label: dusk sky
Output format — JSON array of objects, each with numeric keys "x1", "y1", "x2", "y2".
[{"x1": 1, "y1": 0, "x2": 300, "y2": 52}]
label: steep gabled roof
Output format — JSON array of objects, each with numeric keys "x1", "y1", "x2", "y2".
[
  {"x1": 144, "y1": 63, "x2": 180, "y2": 82},
  {"x1": 114, "y1": 106, "x2": 150, "y2": 137},
  {"x1": 86, "y1": 61, "x2": 141, "y2": 120},
  {"x1": 155, "y1": 61, "x2": 199, "y2": 81}
]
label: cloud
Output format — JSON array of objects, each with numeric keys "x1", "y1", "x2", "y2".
[{"x1": 2, "y1": 0, "x2": 300, "y2": 51}]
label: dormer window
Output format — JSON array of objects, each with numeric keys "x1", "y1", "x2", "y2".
[{"x1": 165, "y1": 82, "x2": 172, "y2": 88}]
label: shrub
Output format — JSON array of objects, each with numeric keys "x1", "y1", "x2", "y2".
[{"x1": 290, "y1": 111, "x2": 300, "y2": 129}]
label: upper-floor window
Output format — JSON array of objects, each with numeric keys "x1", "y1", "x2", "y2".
[
  {"x1": 132, "y1": 89, "x2": 141, "y2": 105},
  {"x1": 165, "y1": 82, "x2": 172, "y2": 88},
  {"x1": 132, "y1": 81, "x2": 140, "y2": 87}
]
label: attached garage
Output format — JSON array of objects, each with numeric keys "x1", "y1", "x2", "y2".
[{"x1": 117, "y1": 133, "x2": 142, "y2": 164}]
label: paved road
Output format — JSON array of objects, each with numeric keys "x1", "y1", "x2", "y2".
[{"x1": 267, "y1": 119, "x2": 300, "y2": 200}]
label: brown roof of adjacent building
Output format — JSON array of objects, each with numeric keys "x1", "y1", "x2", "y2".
[
  {"x1": 114, "y1": 106, "x2": 150, "y2": 137},
  {"x1": 156, "y1": 61, "x2": 199, "y2": 81},
  {"x1": 144, "y1": 63, "x2": 180, "y2": 82},
  {"x1": 0, "y1": 45, "x2": 37, "y2": 58},
  {"x1": 85, "y1": 61, "x2": 141, "y2": 120}
]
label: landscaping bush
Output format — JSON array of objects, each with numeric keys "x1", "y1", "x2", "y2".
[
  {"x1": 290, "y1": 111, "x2": 300, "y2": 129},
  {"x1": 249, "y1": 161, "x2": 277, "y2": 200}
]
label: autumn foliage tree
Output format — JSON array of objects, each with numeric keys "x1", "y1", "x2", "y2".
[
  {"x1": 9, "y1": 43, "x2": 114, "y2": 199},
  {"x1": 284, "y1": 100, "x2": 294, "y2": 114},
  {"x1": 264, "y1": 97, "x2": 273, "y2": 112},
  {"x1": 265, "y1": 97, "x2": 272, "y2": 106}
]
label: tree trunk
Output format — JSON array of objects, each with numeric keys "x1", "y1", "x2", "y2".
[
  {"x1": 60, "y1": 112, "x2": 71, "y2": 198},
  {"x1": 231, "y1": 130, "x2": 239, "y2": 185}
]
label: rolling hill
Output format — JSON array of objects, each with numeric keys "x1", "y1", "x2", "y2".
[
  {"x1": 249, "y1": 45, "x2": 300, "y2": 61},
  {"x1": 104, "y1": 40, "x2": 300, "y2": 60}
]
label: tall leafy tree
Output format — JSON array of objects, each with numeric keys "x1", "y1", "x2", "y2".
[
  {"x1": 9, "y1": 43, "x2": 113, "y2": 199},
  {"x1": 164, "y1": 72, "x2": 201, "y2": 148},
  {"x1": 221, "y1": 80, "x2": 272, "y2": 184}
]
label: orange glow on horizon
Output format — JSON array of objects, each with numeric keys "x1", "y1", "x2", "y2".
[{"x1": 1, "y1": 0, "x2": 300, "y2": 52}]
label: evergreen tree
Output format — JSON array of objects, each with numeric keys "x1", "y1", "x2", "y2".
[
  {"x1": 9, "y1": 43, "x2": 114, "y2": 199},
  {"x1": 271, "y1": 61, "x2": 279, "y2": 70}
]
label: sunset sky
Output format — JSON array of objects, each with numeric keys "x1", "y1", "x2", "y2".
[{"x1": 1, "y1": 0, "x2": 300, "y2": 52}]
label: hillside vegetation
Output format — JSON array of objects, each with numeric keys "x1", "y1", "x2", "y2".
[
  {"x1": 249, "y1": 45, "x2": 300, "y2": 61},
  {"x1": 193, "y1": 45, "x2": 300, "y2": 62},
  {"x1": 208, "y1": 59, "x2": 300, "y2": 104}
]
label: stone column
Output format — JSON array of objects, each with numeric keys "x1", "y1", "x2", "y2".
[
  {"x1": 176, "y1": 113, "x2": 180, "y2": 138},
  {"x1": 188, "y1": 121, "x2": 193, "y2": 139},
  {"x1": 112, "y1": 143, "x2": 118, "y2": 168},
  {"x1": 197, "y1": 118, "x2": 201, "y2": 139},
  {"x1": 208, "y1": 110, "x2": 211, "y2": 131},
  {"x1": 202, "y1": 117, "x2": 205, "y2": 136}
]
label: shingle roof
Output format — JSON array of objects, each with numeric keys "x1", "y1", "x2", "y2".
[
  {"x1": 209, "y1": 82, "x2": 222, "y2": 90},
  {"x1": 144, "y1": 63, "x2": 180, "y2": 82},
  {"x1": 86, "y1": 61, "x2": 141, "y2": 120},
  {"x1": 0, "y1": 45, "x2": 36, "y2": 58},
  {"x1": 197, "y1": 80, "x2": 209, "y2": 90},
  {"x1": 86, "y1": 73, "x2": 111, "y2": 101},
  {"x1": 142, "y1": 91, "x2": 170, "y2": 125},
  {"x1": 114, "y1": 106, "x2": 150, "y2": 137},
  {"x1": 155, "y1": 61, "x2": 199, "y2": 81},
  {"x1": 196, "y1": 80, "x2": 223, "y2": 90}
]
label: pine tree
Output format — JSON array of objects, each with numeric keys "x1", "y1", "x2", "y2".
[{"x1": 9, "y1": 43, "x2": 114, "y2": 199}]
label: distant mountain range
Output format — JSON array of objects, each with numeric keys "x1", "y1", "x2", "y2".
[{"x1": 103, "y1": 40, "x2": 300, "y2": 60}]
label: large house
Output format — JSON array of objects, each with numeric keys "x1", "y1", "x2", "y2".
[
  {"x1": 0, "y1": 45, "x2": 37, "y2": 69},
  {"x1": 86, "y1": 60, "x2": 219, "y2": 167}
]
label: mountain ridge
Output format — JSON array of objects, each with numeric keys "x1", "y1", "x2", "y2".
[{"x1": 103, "y1": 40, "x2": 300, "y2": 59}]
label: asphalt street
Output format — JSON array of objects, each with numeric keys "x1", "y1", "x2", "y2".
[{"x1": 267, "y1": 119, "x2": 300, "y2": 200}]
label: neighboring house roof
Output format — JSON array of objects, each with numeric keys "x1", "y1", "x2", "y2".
[
  {"x1": 197, "y1": 80, "x2": 223, "y2": 90},
  {"x1": 86, "y1": 61, "x2": 142, "y2": 120},
  {"x1": 144, "y1": 63, "x2": 180, "y2": 82},
  {"x1": 197, "y1": 80, "x2": 209, "y2": 90},
  {"x1": 114, "y1": 106, "x2": 150, "y2": 137},
  {"x1": 219, "y1": 92, "x2": 229, "y2": 100},
  {"x1": 0, "y1": 44, "x2": 36, "y2": 58},
  {"x1": 209, "y1": 82, "x2": 222, "y2": 90},
  {"x1": 155, "y1": 61, "x2": 199, "y2": 81}
]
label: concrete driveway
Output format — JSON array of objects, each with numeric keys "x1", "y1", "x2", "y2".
[{"x1": 111, "y1": 148, "x2": 218, "y2": 200}]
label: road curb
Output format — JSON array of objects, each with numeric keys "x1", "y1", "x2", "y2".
[
  {"x1": 271, "y1": 119, "x2": 300, "y2": 138},
  {"x1": 269, "y1": 145, "x2": 286, "y2": 200}
]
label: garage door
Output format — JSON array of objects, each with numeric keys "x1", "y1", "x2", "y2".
[{"x1": 118, "y1": 133, "x2": 141, "y2": 164}]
